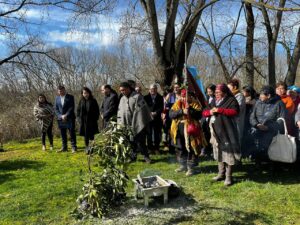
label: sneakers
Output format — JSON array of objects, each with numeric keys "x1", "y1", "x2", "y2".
[
  {"x1": 49, "y1": 146, "x2": 53, "y2": 151},
  {"x1": 56, "y1": 147, "x2": 67, "y2": 153},
  {"x1": 42, "y1": 145, "x2": 46, "y2": 151}
]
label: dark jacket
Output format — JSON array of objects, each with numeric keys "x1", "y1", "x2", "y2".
[
  {"x1": 55, "y1": 94, "x2": 75, "y2": 128},
  {"x1": 210, "y1": 96, "x2": 240, "y2": 154},
  {"x1": 100, "y1": 92, "x2": 119, "y2": 127},
  {"x1": 250, "y1": 95, "x2": 286, "y2": 128},
  {"x1": 249, "y1": 95, "x2": 286, "y2": 150},
  {"x1": 77, "y1": 98, "x2": 100, "y2": 136},
  {"x1": 144, "y1": 93, "x2": 164, "y2": 126}
]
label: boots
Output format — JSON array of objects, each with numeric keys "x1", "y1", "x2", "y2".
[
  {"x1": 175, "y1": 158, "x2": 187, "y2": 172},
  {"x1": 212, "y1": 162, "x2": 225, "y2": 181},
  {"x1": 224, "y1": 164, "x2": 233, "y2": 186},
  {"x1": 186, "y1": 160, "x2": 196, "y2": 176}
]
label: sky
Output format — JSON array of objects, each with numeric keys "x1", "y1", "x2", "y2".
[
  {"x1": 0, "y1": 1, "x2": 299, "y2": 59},
  {"x1": 0, "y1": 3, "x2": 124, "y2": 57}
]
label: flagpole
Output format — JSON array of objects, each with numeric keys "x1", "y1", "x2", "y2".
[{"x1": 184, "y1": 42, "x2": 188, "y2": 105}]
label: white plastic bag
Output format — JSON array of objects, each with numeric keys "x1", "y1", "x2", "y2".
[{"x1": 268, "y1": 118, "x2": 297, "y2": 163}]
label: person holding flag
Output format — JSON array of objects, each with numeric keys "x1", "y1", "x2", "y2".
[{"x1": 169, "y1": 88, "x2": 207, "y2": 176}]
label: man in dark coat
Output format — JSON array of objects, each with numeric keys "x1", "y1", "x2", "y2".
[
  {"x1": 55, "y1": 85, "x2": 77, "y2": 153},
  {"x1": 100, "y1": 84, "x2": 119, "y2": 128},
  {"x1": 77, "y1": 87, "x2": 100, "y2": 153},
  {"x1": 144, "y1": 84, "x2": 164, "y2": 153}
]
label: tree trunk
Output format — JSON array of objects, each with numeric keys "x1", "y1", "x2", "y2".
[
  {"x1": 286, "y1": 27, "x2": 300, "y2": 86},
  {"x1": 245, "y1": 2, "x2": 254, "y2": 86},
  {"x1": 261, "y1": 0, "x2": 286, "y2": 86},
  {"x1": 268, "y1": 40, "x2": 277, "y2": 86}
]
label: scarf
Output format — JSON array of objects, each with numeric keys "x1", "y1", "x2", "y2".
[{"x1": 33, "y1": 103, "x2": 54, "y2": 132}]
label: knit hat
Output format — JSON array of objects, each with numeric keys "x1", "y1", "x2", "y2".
[
  {"x1": 181, "y1": 89, "x2": 187, "y2": 97},
  {"x1": 260, "y1": 85, "x2": 275, "y2": 96}
]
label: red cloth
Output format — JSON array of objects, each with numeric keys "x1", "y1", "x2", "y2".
[
  {"x1": 202, "y1": 109, "x2": 211, "y2": 117},
  {"x1": 217, "y1": 108, "x2": 238, "y2": 117},
  {"x1": 202, "y1": 108, "x2": 238, "y2": 117}
]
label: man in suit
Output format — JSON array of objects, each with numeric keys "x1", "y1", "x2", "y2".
[
  {"x1": 100, "y1": 84, "x2": 119, "y2": 128},
  {"x1": 144, "y1": 84, "x2": 164, "y2": 154},
  {"x1": 55, "y1": 85, "x2": 77, "y2": 153}
]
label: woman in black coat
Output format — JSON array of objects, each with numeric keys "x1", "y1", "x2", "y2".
[{"x1": 77, "y1": 87, "x2": 100, "y2": 153}]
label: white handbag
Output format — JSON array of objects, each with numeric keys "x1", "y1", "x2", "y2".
[{"x1": 268, "y1": 118, "x2": 297, "y2": 163}]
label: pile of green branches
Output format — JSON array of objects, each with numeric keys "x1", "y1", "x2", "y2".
[{"x1": 74, "y1": 122, "x2": 134, "y2": 219}]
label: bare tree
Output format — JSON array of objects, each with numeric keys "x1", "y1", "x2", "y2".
[
  {"x1": 123, "y1": 0, "x2": 220, "y2": 86},
  {"x1": 245, "y1": 2, "x2": 255, "y2": 86},
  {"x1": 195, "y1": 2, "x2": 246, "y2": 82},
  {"x1": 259, "y1": 0, "x2": 286, "y2": 86},
  {"x1": 0, "y1": 0, "x2": 115, "y2": 66},
  {"x1": 285, "y1": 26, "x2": 300, "y2": 85}
]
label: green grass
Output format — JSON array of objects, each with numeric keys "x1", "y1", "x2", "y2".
[{"x1": 0, "y1": 137, "x2": 300, "y2": 225}]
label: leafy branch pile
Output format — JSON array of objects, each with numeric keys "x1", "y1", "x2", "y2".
[{"x1": 74, "y1": 122, "x2": 134, "y2": 219}]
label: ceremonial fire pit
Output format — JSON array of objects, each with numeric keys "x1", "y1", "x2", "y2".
[{"x1": 133, "y1": 175, "x2": 171, "y2": 207}]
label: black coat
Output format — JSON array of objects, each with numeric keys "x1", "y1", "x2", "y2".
[
  {"x1": 210, "y1": 96, "x2": 240, "y2": 153},
  {"x1": 144, "y1": 93, "x2": 164, "y2": 127},
  {"x1": 100, "y1": 92, "x2": 119, "y2": 127},
  {"x1": 77, "y1": 98, "x2": 100, "y2": 136}
]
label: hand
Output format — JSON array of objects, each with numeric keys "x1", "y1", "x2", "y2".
[
  {"x1": 151, "y1": 112, "x2": 157, "y2": 117},
  {"x1": 297, "y1": 121, "x2": 300, "y2": 128},
  {"x1": 183, "y1": 108, "x2": 189, "y2": 115},
  {"x1": 210, "y1": 107, "x2": 218, "y2": 115},
  {"x1": 257, "y1": 124, "x2": 268, "y2": 131},
  {"x1": 61, "y1": 115, "x2": 67, "y2": 121}
]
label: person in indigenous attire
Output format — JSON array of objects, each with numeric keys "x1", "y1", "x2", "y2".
[
  {"x1": 276, "y1": 81, "x2": 295, "y2": 135},
  {"x1": 34, "y1": 94, "x2": 55, "y2": 151},
  {"x1": 202, "y1": 84, "x2": 240, "y2": 186},
  {"x1": 77, "y1": 87, "x2": 100, "y2": 154},
  {"x1": 170, "y1": 89, "x2": 206, "y2": 176},
  {"x1": 117, "y1": 82, "x2": 152, "y2": 163},
  {"x1": 227, "y1": 79, "x2": 246, "y2": 144}
]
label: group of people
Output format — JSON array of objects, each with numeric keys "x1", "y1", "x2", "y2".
[{"x1": 33, "y1": 78, "x2": 300, "y2": 186}]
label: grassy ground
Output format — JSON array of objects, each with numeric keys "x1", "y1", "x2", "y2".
[{"x1": 0, "y1": 137, "x2": 300, "y2": 225}]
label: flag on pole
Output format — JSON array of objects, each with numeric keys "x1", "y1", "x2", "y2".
[{"x1": 186, "y1": 66, "x2": 207, "y2": 107}]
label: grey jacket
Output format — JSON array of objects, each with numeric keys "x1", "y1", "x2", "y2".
[
  {"x1": 250, "y1": 95, "x2": 286, "y2": 128},
  {"x1": 117, "y1": 91, "x2": 152, "y2": 136},
  {"x1": 235, "y1": 92, "x2": 246, "y2": 142}
]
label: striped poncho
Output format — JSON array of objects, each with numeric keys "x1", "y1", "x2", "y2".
[
  {"x1": 33, "y1": 103, "x2": 55, "y2": 132},
  {"x1": 170, "y1": 99, "x2": 207, "y2": 155}
]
